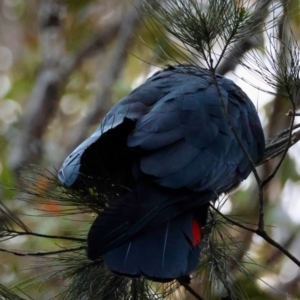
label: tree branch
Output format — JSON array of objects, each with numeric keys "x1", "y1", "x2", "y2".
[
  {"x1": 216, "y1": 0, "x2": 272, "y2": 75},
  {"x1": 64, "y1": 0, "x2": 148, "y2": 157},
  {"x1": 211, "y1": 205, "x2": 300, "y2": 268},
  {"x1": 0, "y1": 245, "x2": 85, "y2": 257},
  {"x1": 4, "y1": 229, "x2": 85, "y2": 242},
  {"x1": 9, "y1": 1, "x2": 127, "y2": 179},
  {"x1": 177, "y1": 278, "x2": 205, "y2": 300}
]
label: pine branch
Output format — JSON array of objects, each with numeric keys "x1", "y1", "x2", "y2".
[
  {"x1": 0, "y1": 246, "x2": 85, "y2": 257},
  {"x1": 4, "y1": 229, "x2": 85, "y2": 242},
  {"x1": 211, "y1": 205, "x2": 300, "y2": 268},
  {"x1": 177, "y1": 278, "x2": 205, "y2": 300},
  {"x1": 0, "y1": 284, "x2": 26, "y2": 300}
]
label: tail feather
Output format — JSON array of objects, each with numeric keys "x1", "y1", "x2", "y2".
[
  {"x1": 87, "y1": 179, "x2": 210, "y2": 281},
  {"x1": 104, "y1": 214, "x2": 203, "y2": 282}
]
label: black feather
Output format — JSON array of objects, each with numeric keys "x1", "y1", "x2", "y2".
[{"x1": 58, "y1": 65, "x2": 265, "y2": 281}]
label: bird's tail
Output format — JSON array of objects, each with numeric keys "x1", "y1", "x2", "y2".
[{"x1": 87, "y1": 180, "x2": 210, "y2": 281}]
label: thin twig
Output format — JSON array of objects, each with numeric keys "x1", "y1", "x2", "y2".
[
  {"x1": 177, "y1": 278, "x2": 205, "y2": 300},
  {"x1": 286, "y1": 110, "x2": 300, "y2": 116},
  {"x1": 217, "y1": 0, "x2": 272, "y2": 75},
  {"x1": 210, "y1": 205, "x2": 256, "y2": 233},
  {"x1": 5, "y1": 229, "x2": 85, "y2": 242},
  {"x1": 265, "y1": 231, "x2": 297, "y2": 265},
  {"x1": 255, "y1": 229, "x2": 300, "y2": 267},
  {"x1": 211, "y1": 206, "x2": 300, "y2": 268},
  {"x1": 0, "y1": 245, "x2": 86, "y2": 257},
  {"x1": 256, "y1": 10, "x2": 296, "y2": 231},
  {"x1": 261, "y1": 76, "x2": 296, "y2": 186},
  {"x1": 210, "y1": 71, "x2": 261, "y2": 185}
]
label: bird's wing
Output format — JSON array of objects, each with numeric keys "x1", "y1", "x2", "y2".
[
  {"x1": 58, "y1": 66, "x2": 265, "y2": 279},
  {"x1": 59, "y1": 66, "x2": 264, "y2": 195},
  {"x1": 57, "y1": 68, "x2": 174, "y2": 186},
  {"x1": 126, "y1": 69, "x2": 264, "y2": 194}
]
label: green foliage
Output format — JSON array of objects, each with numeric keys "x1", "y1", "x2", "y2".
[{"x1": 143, "y1": 0, "x2": 278, "y2": 68}]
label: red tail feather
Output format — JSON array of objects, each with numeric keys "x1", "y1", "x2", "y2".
[{"x1": 192, "y1": 219, "x2": 201, "y2": 246}]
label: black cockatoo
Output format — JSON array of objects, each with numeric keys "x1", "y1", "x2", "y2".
[{"x1": 58, "y1": 65, "x2": 265, "y2": 282}]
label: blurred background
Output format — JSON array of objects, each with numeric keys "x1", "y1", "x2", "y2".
[{"x1": 1, "y1": 0, "x2": 300, "y2": 299}]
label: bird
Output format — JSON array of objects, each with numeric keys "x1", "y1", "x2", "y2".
[{"x1": 58, "y1": 64, "x2": 265, "y2": 282}]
